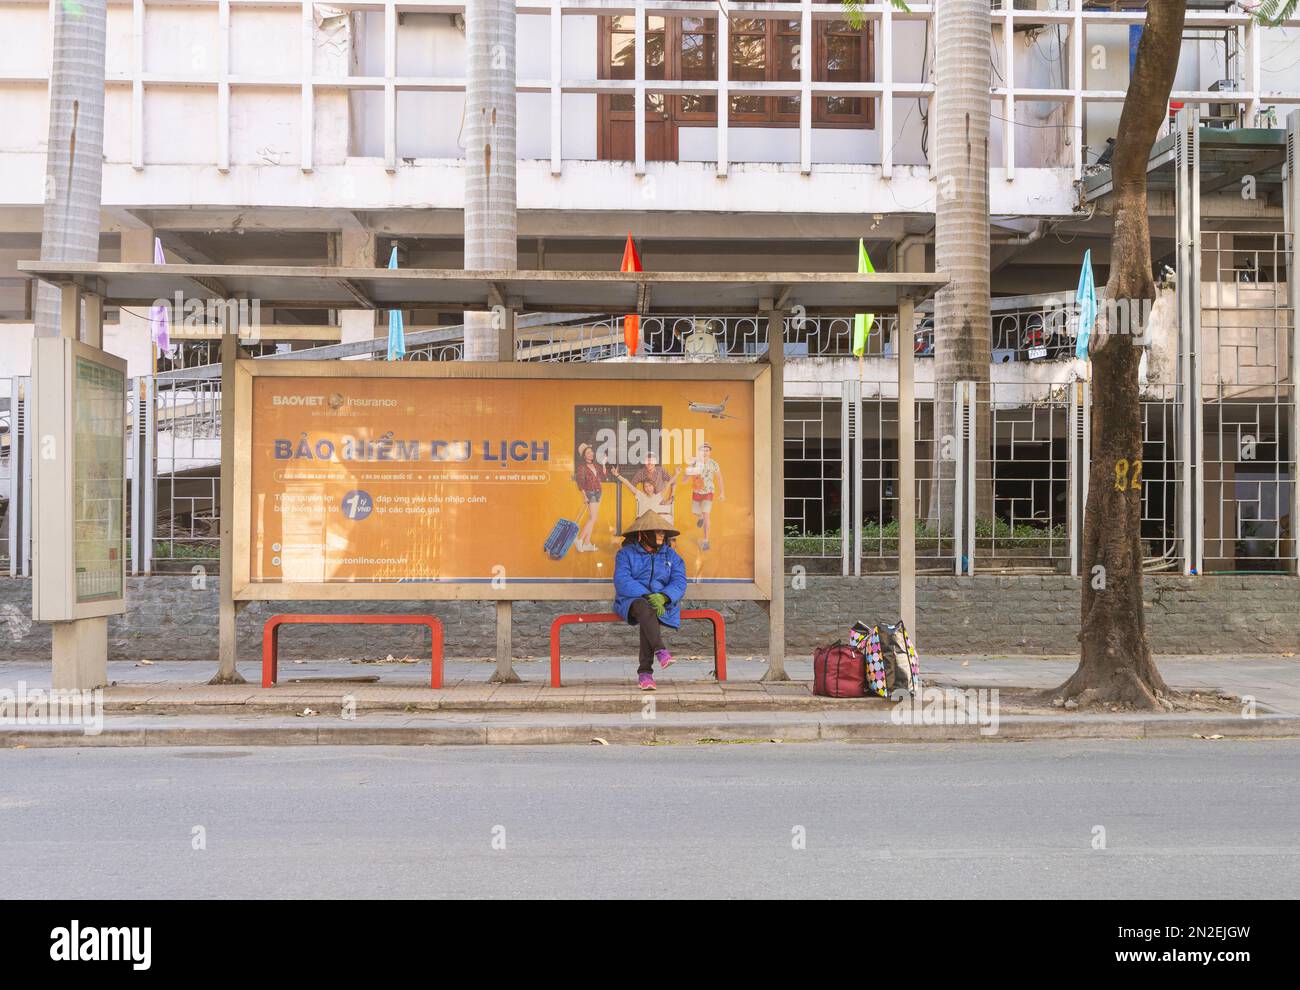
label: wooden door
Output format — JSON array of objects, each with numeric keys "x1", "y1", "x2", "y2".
[{"x1": 597, "y1": 16, "x2": 677, "y2": 162}]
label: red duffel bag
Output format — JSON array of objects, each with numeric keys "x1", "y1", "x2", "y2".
[{"x1": 812, "y1": 642, "x2": 867, "y2": 698}]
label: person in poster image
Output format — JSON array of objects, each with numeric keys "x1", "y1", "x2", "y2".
[
  {"x1": 686, "y1": 442, "x2": 725, "y2": 551},
  {"x1": 573, "y1": 442, "x2": 608, "y2": 552},
  {"x1": 631, "y1": 450, "x2": 676, "y2": 501},
  {"x1": 612, "y1": 511, "x2": 688, "y2": 691},
  {"x1": 611, "y1": 462, "x2": 682, "y2": 518}
]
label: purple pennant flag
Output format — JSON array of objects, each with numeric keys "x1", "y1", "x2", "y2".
[{"x1": 148, "y1": 237, "x2": 172, "y2": 355}]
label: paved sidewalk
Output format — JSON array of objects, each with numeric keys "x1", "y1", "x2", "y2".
[
  {"x1": 2, "y1": 654, "x2": 1296, "y2": 712},
  {"x1": 2, "y1": 654, "x2": 1297, "y2": 746}
]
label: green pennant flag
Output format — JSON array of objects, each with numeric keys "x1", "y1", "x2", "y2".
[{"x1": 853, "y1": 238, "x2": 876, "y2": 357}]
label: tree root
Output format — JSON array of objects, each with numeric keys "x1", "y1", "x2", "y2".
[{"x1": 1038, "y1": 666, "x2": 1173, "y2": 712}]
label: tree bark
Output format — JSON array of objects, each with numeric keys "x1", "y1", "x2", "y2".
[
  {"x1": 1050, "y1": 0, "x2": 1186, "y2": 709},
  {"x1": 929, "y1": 0, "x2": 993, "y2": 535},
  {"x1": 463, "y1": 0, "x2": 517, "y2": 361},
  {"x1": 36, "y1": 0, "x2": 108, "y2": 337}
]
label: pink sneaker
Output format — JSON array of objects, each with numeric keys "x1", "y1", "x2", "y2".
[
  {"x1": 655, "y1": 649, "x2": 675, "y2": 670},
  {"x1": 638, "y1": 672, "x2": 656, "y2": 691}
]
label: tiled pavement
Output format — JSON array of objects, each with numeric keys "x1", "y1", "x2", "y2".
[{"x1": 3, "y1": 654, "x2": 1298, "y2": 715}]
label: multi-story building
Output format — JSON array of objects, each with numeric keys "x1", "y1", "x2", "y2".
[{"x1": 1, "y1": 0, "x2": 1297, "y2": 582}]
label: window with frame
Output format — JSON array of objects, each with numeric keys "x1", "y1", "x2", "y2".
[{"x1": 597, "y1": 6, "x2": 873, "y2": 131}]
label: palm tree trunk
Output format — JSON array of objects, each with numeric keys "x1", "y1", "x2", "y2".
[
  {"x1": 1050, "y1": 0, "x2": 1186, "y2": 709},
  {"x1": 35, "y1": 0, "x2": 108, "y2": 337},
  {"x1": 463, "y1": 0, "x2": 517, "y2": 360},
  {"x1": 928, "y1": 0, "x2": 993, "y2": 537}
]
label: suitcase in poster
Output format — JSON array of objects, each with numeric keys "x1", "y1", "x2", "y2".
[{"x1": 544, "y1": 519, "x2": 580, "y2": 560}]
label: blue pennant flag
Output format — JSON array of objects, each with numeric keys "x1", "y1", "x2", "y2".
[
  {"x1": 386, "y1": 246, "x2": 405, "y2": 361},
  {"x1": 1074, "y1": 249, "x2": 1096, "y2": 361}
]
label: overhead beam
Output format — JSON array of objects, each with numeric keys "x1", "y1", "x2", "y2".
[{"x1": 337, "y1": 278, "x2": 377, "y2": 309}]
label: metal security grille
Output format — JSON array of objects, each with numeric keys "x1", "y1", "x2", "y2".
[
  {"x1": 148, "y1": 373, "x2": 223, "y2": 570},
  {"x1": 1199, "y1": 231, "x2": 1296, "y2": 573},
  {"x1": 850, "y1": 379, "x2": 958, "y2": 574},
  {"x1": 1140, "y1": 386, "x2": 1185, "y2": 572},
  {"x1": 2, "y1": 377, "x2": 31, "y2": 577},
  {"x1": 981, "y1": 382, "x2": 1072, "y2": 568},
  {"x1": 783, "y1": 397, "x2": 845, "y2": 569},
  {"x1": 0, "y1": 378, "x2": 17, "y2": 572}
]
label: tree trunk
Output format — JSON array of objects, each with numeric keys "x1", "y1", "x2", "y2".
[
  {"x1": 928, "y1": 0, "x2": 993, "y2": 536},
  {"x1": 463, "y1": 0, "x2": 517, "y2": 360},
  {"x1": 35, "y1": 0, "x2": 108, "y2": 337},
  {"x1": 1050, "y1": 0, "x2": 1186, "y2": 709}
]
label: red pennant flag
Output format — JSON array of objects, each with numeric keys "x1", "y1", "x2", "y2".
[{"x1": 620, "y1": 234, "x2": 642, "y2": 356}]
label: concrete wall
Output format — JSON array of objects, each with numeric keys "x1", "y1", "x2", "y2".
[{"x1": 1, "y1": 575, "x2": 1296, "y2": 662}]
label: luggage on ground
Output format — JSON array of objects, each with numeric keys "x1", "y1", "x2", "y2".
[
  {"x1": 863, "y1": 626, "x2": 889, "y2": 698},
  {"x1": 877, "y1": 619, "x2": 922, "y2": 696},
  {"x1": 544, "y1": 519, "x2": 580, "y2": 560},
  {"x1": 812, "y1": 642, "x2": 867, "y2": 698}
]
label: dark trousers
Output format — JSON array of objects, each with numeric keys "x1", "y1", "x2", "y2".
[{"x1": 628, "y1": 598, "x2": 667, "y2": 674}]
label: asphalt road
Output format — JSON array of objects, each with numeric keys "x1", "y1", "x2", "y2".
[{"x1": 3, "y1": 740, "x2": 1297, "y2": 898}]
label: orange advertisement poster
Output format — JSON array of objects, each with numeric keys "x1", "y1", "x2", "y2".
[{"x1": 248, "y1": 375, "x2": 756, "y2": 587}]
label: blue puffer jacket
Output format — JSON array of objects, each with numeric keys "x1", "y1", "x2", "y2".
[{"x1": 613, "y1": 541, "x2": 689, "y2": 629}]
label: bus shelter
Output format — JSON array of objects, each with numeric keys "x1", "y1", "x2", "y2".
[{"x1": 19, "y1": 261, "x2": 944, "y2": 689}]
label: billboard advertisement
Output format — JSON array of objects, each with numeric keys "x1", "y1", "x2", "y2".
[{"x1": 241, "y1": 367, "x2": 763, "y2": 595}]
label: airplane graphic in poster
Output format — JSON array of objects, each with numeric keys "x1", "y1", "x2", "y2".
[{"x1": 687, "y1": 395, "x2": 738, "y2": 420}]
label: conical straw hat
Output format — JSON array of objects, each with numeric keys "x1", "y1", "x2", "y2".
[{"x1": 621, "y1": 510, "x2": 680, "y2": 539}]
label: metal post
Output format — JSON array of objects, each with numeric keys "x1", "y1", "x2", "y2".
[
  {"x1": 952, "y1": 383, "x2": 964, "y2": 576},
  {"x1": 19, "y1": 377, "x2": 31, "y2": 577},
  {"x1": 853, "y1": 376, "x2": 863, "y2": 576},
  {"x1": 898, "y1": 295, "x2": 917, "y2": 635},
  {"x1": 762, "y1": 306, "x2": 788, "y2": 681},
  {"x1": 840, "y1": 377, "x2": 850, "y2": 577},
  {"x1": 142, "y1": 376, "x2": 155, "y2": 575},
  {"x1": 7, "y1": 376, "x2": 18, "y2": 578},
  {"x1": 212, "y1": 330, "x2": 245, "y2": 684},
  {"x1": 130, "y1": 378, "x2": 141, "y2": 576},
  {"x1": 1175, "y1": 107, "x2": 1203, "y2": 575},
  {"x1": 1068, "y1": 379, "x2": 1080, "y2": 578},
  {"x1": 965, "y1": 382, "x2": 977, "y2": 576},
  {"x1": 1286, "y1": 110, "x2": 1300, "y2": 575}
]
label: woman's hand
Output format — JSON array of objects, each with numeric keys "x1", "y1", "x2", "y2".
[{"x1": 645, "y1": 593, "x2": 668, "y2": 617}]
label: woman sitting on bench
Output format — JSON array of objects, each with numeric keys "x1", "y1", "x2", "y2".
[{"x1": 613, "y1": 511, "x2": 688, "y2": 691}]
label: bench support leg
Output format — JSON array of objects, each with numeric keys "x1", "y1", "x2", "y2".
[
  {"x1": 490, "y1": 600, "x2": 520, "y2": 683},
  {"x1": 213, "y1": 599, "x2": 247, "y2": 686}
]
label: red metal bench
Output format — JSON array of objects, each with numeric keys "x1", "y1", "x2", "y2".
[
  {"x1": 549, "y1": 610, "x2": 727, "y2": 687},
  {"x1": 262, "y1": 614, "x2": 445, "y2": 689}
]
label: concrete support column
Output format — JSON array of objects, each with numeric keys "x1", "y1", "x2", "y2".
[
  {"x1": 761, "y1": 306, "x2": 787, "y2": 681},
  {"x1": 211, "y1": 330, "x2": 245, "y2": 684},
  {"x1": 51, "y1": 618, "x2": 108, "y2": 691},
  {"x1": 338, "y1": 228, "x2": 378, "y2": 345},
  {"x1": 118, "y1": 227, "x2": 155, "y2": 356},
  {"x1": 491, "y1": 600, "x2": 519, "y2": 684}
]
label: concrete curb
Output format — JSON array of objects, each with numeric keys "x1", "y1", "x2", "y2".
[{"x1": 3, "y1": 714, "x2": 1298, "y2": 748}]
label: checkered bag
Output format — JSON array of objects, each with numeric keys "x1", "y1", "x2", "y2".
[{"x1": 863, "y1": 627, "x2": 888, "y2": 699}]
